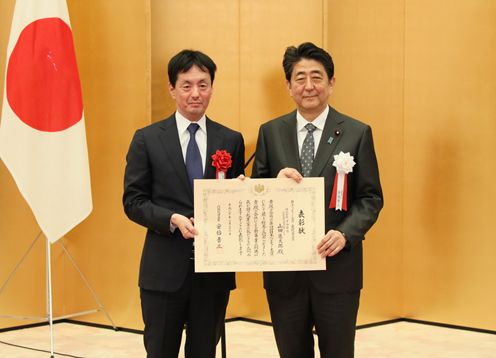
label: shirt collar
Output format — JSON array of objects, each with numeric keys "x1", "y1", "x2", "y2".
[
  {"x1": 296, "y1": 106, "x2": 329, "y2": 132},
  {"x1": 175, "y1": 111, "x2": 207, "y2": 134}
]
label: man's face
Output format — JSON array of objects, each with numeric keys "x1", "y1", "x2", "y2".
[
  {"x1": 169, "y1": 65, "x2": 213, "y2": 121},
  {"x1": 287, "y1": 58, "x2": 334, "y2": 119}
]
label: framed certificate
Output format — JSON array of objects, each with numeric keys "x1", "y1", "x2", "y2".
[{"x1": 194, "y1": 178, "x2": 325, "y2": 272}]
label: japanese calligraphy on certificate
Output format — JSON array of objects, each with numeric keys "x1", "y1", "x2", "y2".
[{"x1": 194, "y1": 178, "x2": 326, "y2": 272}]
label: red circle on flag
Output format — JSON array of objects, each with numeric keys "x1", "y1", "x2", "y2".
[{"x1": 6, "y1": 18, "x2": 83, "y2": 132}]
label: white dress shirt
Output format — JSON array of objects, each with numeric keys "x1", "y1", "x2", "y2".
[
  {"x1": 296, "y1": 106, "x2": 329, "y2": 157},
  {"x1": 175, "y1": 111, "x2": 207, "y2": 174},
  {"x1": 170, "y1": 111, "x2": 208, "y2": 232}
]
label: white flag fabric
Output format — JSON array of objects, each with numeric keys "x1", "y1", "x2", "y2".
[{"x1": 0, "y1": 0, "x2": 92, "y2": 243}]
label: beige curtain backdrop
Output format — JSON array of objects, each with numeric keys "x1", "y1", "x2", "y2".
[{"x1": 1, "y1": 0, "x2": 495, "y2": 332}]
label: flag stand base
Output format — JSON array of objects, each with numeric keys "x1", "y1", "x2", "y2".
[{"x1": 0, "y1": 232, "x2": 116, "y2": 356}]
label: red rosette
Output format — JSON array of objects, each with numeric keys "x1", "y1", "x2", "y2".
[{"x1": 211, "y1": 150, "x2": 232, "y2": 179}]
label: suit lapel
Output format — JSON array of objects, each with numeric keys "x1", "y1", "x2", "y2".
[
  {"x1": 280, "y1": 113, "x2": 301, "y2": 170},
  {"x1": 204, "y1": 118, "x2": 224, "y2": 179},
  {"x1": 311, "y1": 107, "x2": 344, "y2": 176},
  {"x1": 158, "y1": 116, "x2": 192, "y2": 199}
]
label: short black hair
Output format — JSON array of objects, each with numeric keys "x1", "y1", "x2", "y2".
[
  {"x1": 168, "y1": 49, "x2": 217, "y2": 87},
  {"x1": 282, "y1": 42, "x2": 334, "y2": 82}
]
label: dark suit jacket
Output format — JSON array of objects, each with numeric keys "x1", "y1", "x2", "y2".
[
  {"x1": 123, "y1": 114, "x2": 245, "y2": 293},
  {"x1": 252, "y1": 106, "x2": 383, "y2": 294}
]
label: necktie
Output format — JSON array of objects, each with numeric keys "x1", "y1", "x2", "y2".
[
  {"x1": 301, "y1": 123, "x2": 317, "y2": 177},
  {"x1": 186, "y1": 123, "x2": 203, "y2": 189}
]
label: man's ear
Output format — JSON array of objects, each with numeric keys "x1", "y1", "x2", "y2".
[
  {"x1": 286, "y1": 80, "x2": 293, "y2": 97},
  {"x1": 168, "y1": 83, "x2": 176, "y2": 99},
  {"x1": 328, "y1": 76, "x2": 336, "y2": 95},
  {"x1": 329, "y1": 76, "x2": 336, "y2": 88}
]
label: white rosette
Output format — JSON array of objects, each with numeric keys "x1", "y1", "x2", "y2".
[{"x1": 331, "y1": 151, "x2": 356, "y2": 210}]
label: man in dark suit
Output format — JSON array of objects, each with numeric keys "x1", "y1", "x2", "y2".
[
  {"x1": 123, "y1": 50, "x2": 245, "y2": 358},
  {"x1": 252, "y1": 42, "x2": 383, "y2": 357}
]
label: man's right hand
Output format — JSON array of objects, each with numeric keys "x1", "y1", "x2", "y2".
[
  {"x1": 171, "y1": 213, "x2": 198, "y2": 239},
  {"x1": 277, "y1": 167, "x2": 303, "y2": 183}
]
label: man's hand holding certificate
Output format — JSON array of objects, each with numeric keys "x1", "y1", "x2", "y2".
[{"x1": 194, "y1": 178, "x2": 325, "y2": 272}]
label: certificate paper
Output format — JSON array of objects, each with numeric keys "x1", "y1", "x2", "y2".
[{"x1": 194, "y1": 178, "x2": 326, "y2": 272}]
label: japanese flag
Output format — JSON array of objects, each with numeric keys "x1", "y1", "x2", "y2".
[{"x1": 0, "y1": 0, "x2": 92, "y2": 243}]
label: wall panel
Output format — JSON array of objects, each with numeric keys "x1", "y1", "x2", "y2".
[
  {"x1": 150, "y1": 0, "x2": 326, "y2": 321},
  {"x1": 327, "y1": 0, "x2": 405, "y2": 324},
  {"x1": 58, "y1": 0, "x2": 151, "y2": 329},
  {"x1": 151, "y1": 0, "x2": 240, "y2": 130},
  {"x1": 403, "y1": 0, "x2": 496, "y2": 330},
  {"x1": 236, "y1": 0, "x2": 325, "y2": 321},
  {"x1": 150, "y1": 0, "x2": 241, "y2": 320}
]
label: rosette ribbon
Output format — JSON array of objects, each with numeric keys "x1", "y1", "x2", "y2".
[
  {"x1": 329, "y1": 151, "x2": 355, "y2": 211},
  {"x1": 211, "y1": 149, "x2": 232, "y2": 179}
]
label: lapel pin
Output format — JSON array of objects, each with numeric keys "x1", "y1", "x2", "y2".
[
  {"x1": 327, "y1": 136, "x2": 334, "y2": 145},
  {"x1": 334, "y1": 130, "x2": 341, "y2": 136}
]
